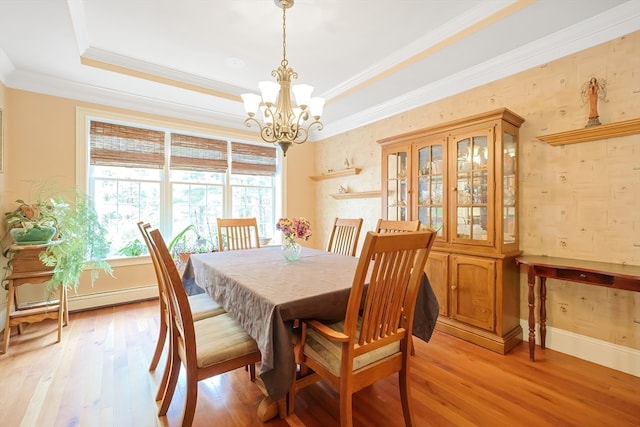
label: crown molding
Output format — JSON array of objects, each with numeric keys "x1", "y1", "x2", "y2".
[
  {"x1": 6, "y1": 69, "x2": 250, "y2": 132},
  {"x1": 81, "y1": 47, "x2": 248, "y2": 98},
  {"x1": 0, "y1": 48, "x2": 15, "y2": 86},
  {"x1": 321, "y1": 2, "x2": 640, "y2": 139},
  {"x1": 322, "y1": 0, "x2": 516, "y2": 99},
  {"x1": 3, "y1": 2, "x2": 638, "y2": 142}
]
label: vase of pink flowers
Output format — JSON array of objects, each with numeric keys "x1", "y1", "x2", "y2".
[{"x1": 276, "y1": 217, "x2": 312, "y2": 261}]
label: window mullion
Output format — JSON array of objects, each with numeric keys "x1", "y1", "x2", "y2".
[
  {"x1": 160, "y1": 131, "x2": 172, "y2": 237},
  {"x1": 223, "y1": 140, "x2": 233, "y2": 218}
]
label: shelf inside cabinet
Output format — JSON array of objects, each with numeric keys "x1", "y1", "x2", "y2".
[
  {"x1": 310, "y1": 168, "x2": 361, "y2": 181},
  {"x1": 536, "y1": 118, "x2": 640, "y2": 146},
  {"x1": 330, "y1": 191, "x2": 381, "y2": 200}
]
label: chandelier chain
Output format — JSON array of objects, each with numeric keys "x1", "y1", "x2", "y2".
[
  {"x1": 240, "y1": 0, "x2": 324, "y2": 156},
  {"x1": 281, "y1": 6, "x2": 288, "y2": 67}
]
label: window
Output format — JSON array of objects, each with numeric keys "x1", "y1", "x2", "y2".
[{"x1": 86, "y1": 117, "x2": 279, "y2": 257}]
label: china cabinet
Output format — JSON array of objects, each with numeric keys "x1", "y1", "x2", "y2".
[{"x1": 378, "y1": 108, "x2": 524, "y2": 353}]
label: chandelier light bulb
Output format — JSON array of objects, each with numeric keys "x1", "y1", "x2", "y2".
[
  {"x1": 258, "y1": 81, "x2": 280, "y2": 105},
  {"x1": 308, "y1": 97, "x2": 325, "y2": 118},
  {"x1": 241, "y1": 93, "x2": 261, "y2": 116},
  {"x1": 292, "y1": 84, "x2": 313, "y2": 107}
]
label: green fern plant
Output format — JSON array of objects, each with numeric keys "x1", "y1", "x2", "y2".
[
  {"x1": 2, "y1": 190, "x2": 113, "y2": 292},
  {"x1": 37, "y1": 192, "x2": 112, "y2": 291}
]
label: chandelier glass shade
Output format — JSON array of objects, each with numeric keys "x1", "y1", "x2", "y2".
[{"x1": 241, "y1": 0, "x2": 324, "y2": 156}]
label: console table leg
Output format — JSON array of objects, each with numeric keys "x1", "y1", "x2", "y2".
[
  {"x1": 527, "y1": 266, "x2": 536, "y2": 361},
  {"x1": 539, "y1": 277, "x2": 547, "y2": 349}
]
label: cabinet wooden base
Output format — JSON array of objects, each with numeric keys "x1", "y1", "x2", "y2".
[{"x1": 435, "y1": 318, "x2": 522, "y2": 355}]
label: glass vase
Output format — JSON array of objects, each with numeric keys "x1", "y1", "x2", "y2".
[{"x1": 281, "y1": 240, "x2": 301, "y2": 261}]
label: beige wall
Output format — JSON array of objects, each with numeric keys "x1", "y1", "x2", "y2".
[
  {"x1": 0, "y1": 81, "x2": 7, "y2": 222},
  {"x1": 282, "y1": 142, "x2": 320, "y2": 249},
  {"x1": 0, "y1": 90, "x2": 276, "y2": 303},
  {"x1": 311, "y1": 32, "x2": 640, "y2": 352},
  {"x1": 1, "y1": 32, "x2": 638, "y2": 359},
  {"x1": 0, "y1": 82, "x2": 7, "y2": 320}
]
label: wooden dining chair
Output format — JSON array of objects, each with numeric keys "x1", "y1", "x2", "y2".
[
  {"x1": 289, "y1": 230, "x2": 436, "y2": 427},
  {"x1": 375, "y1": 218, "x2": 421, "y2": 233},
  {"x1": 375, "y1": 218, "x2": 424, "y2": 356},
  {"x1": 216, "y1": 217, "x2": 261, "y2": 251},
  {"x1": 326, "y1": 217, "x2": 363, "y2": 257},
  {"x1": 148, "y1": 228, "x2": 262, "y2": 426},
  {"x1": 137, "y1": 222, "x2": 226, "y2": 400}
]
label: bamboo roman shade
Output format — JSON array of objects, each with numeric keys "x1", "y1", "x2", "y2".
[
  {"x1": 90, "y1": 121, "x2": 165, "y2": 168},
  {"x1": 90, "y1": 121, "x2": 275, "y2": 175},
  {"x1": 170, "y1": 133, "x2": 228, "y2": 172},
  {"x1": 231, "y1": 142, "x2": 277, "y2": 176}
]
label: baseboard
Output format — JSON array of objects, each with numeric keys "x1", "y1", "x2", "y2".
[
  {"x1": 0, "y1": 285, "x2": 158, "y2": 334},
  {"x1": 67, "y1": 284, "x2": 158, "y2": 312},
  {"x1": 519, "y1": 319, "x2": 640, "y2": 377}
]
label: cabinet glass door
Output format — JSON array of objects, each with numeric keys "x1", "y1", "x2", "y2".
[
  {"x1": 502, "y1": 132, "x2": 517, "y2": 244},
  {"x1": 385, "y1": 150, "x2": 409, "y2": 220},
  {"x1": 454, "y1": 135, "x2": 490, "y2": 243},
  {"x1": 417, "y1": 143, "x2": 445, "y2": 237}
]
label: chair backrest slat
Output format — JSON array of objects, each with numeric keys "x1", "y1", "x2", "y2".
[
  {"x1": 137, "y1": 222, "x2": 170, "y2": 310},
  {"x1": 344, "y1": 231, "x2": 436, "y2": 350},
  {"x1": 326, "y1": 217, "x2": 363, "y2": 257},
  {"x1": 217, "y1": 217, "x2": 261, "y2": 251},
  {"x1": 148, "y1": 228, "x2": 198, "y2": 364},
  {"x1": 375, "y1": 219, "x2": 421, "y2": 233}
]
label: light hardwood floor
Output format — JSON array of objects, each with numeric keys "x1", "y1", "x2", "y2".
[{"x1": 0, "y1": 299, "x2": 638, "y2": 427}]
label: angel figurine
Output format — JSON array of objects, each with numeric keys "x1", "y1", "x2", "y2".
[{"x1": 580, "y1": 77, "x2": 607, "y2": 127}]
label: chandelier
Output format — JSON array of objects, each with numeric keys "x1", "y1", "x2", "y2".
[{"x1": 241, "y1": 0, "x2": 324, "y2": 156}]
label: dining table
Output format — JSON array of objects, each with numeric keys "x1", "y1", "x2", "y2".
[{"x1": 182, "y1": 245, "x2": 439, "y2": 417}]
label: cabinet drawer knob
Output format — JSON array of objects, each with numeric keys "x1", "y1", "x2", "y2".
[
  {"x1": 579, "y1": 273, "x2": 587, "y2": 279},
  {"x1": 451, "y1": 285, "x2": 457, "y2": 290}
]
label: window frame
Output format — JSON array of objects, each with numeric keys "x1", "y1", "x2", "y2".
[{"x1": 76, "y1": 107, "x2": 283, "y2": 266}]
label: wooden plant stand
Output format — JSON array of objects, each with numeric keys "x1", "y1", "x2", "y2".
[{"x1": 2, "y1": 243, "x2": 69, "y2": 354}]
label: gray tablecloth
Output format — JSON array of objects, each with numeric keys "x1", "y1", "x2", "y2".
[{"x1": 183, "y1": 246, "x2": 439, "y2": 401}]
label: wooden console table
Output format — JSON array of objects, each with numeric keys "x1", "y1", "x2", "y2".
[
  {"x1": 515, "y1": 255, "x2": 640, "y2": 361},
  {"x1": 2, "y1": 243, "x2": 69, "y2": 354}
]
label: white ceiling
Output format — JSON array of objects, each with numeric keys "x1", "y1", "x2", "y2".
[{"x1": 1, "y1": 0, "x2": 638, "y2": 140}]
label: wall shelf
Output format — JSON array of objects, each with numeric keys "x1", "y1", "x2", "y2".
[
  {"x1": 309, "y1": 168, "x2": 361, "y2": 181},
  {"x1": 330, "y1": 191, "x2": 381, "y2": 200},
  {"x1": 536, "y1": 118, "x2": 640, "y2": 146}
]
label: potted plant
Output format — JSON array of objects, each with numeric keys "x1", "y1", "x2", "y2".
[
  {"x1": 167, "y1": 224, "x2": 216, "y2": 266},
  {"x1": 117, "y1": 238, "x2": 147, "y2": 257},
  {"x1": 4, "y1": 198, "x2": 66, "y2": 245},
  {"x1": 2, "y1": 192, "x2": 113, "y2": 292}
]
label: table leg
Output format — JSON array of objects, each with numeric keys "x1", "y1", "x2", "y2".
[
  {"x1": 539, "y1": 277, "x2": 547, "y2": 350},
  {"x1": 526, "y1": 266, "x2": 536, "y2": 361},
  {"x1": 257, "y1": 396, "x2": 283, "y2": 421},
  {"x1": 253, "y1": 376, "x2": 285, "y2": 421}
]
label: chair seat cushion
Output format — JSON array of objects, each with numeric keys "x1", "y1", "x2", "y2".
[
  {"x1": 188, "y1": 293, "x2": 226, "y2": 321},
  {"x1": 303, "y1": 318, "x2": 400, "y2": 377},
  {"x1": 194, "y1": 313, "x2": 259, "y2": 368}
]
